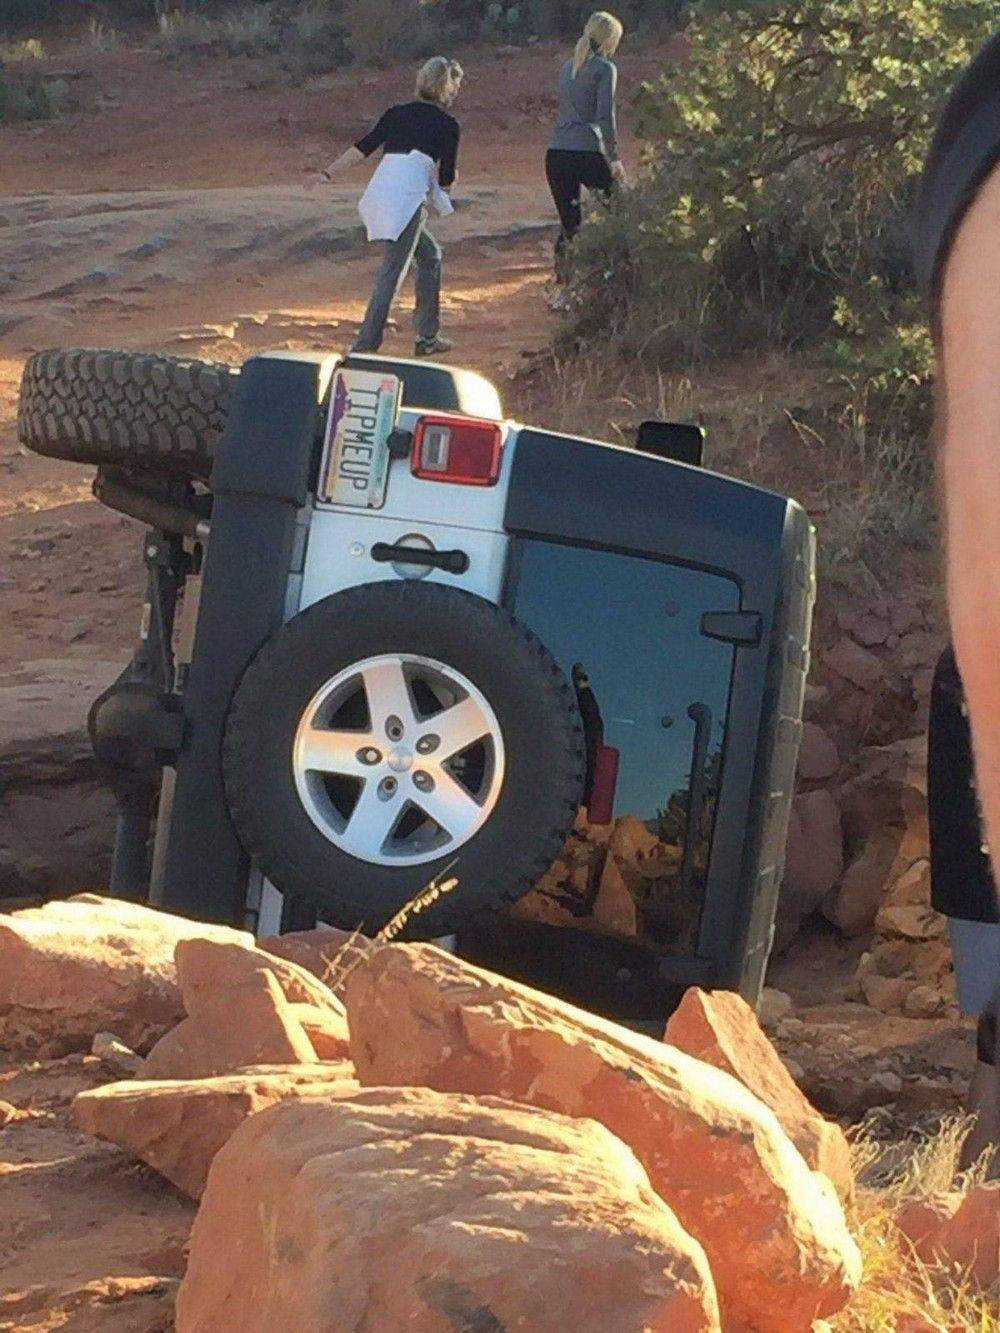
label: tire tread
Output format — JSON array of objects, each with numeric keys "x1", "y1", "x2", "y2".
[{"x1": 17, "y1": 347, "x2": 238, "y2": 479}]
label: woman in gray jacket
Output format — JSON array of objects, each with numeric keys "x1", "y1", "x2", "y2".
[{"x1": 545, "y1": 11, "x2": 625, "y2": 267}]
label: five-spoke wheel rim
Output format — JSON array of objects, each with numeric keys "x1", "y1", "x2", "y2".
[{"x1": 292, "y1": 653, "x2": 505, "y2": 866}]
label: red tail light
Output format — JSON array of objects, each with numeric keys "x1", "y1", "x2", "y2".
[{"x1": 411, "y1": 415, "x2": 503, "y2": 486}]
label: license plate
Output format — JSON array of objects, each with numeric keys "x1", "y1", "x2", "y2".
[{"x1": 318, "y1": 367, "x2": 402, "y2": 508}]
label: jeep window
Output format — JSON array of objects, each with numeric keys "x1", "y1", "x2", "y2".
[{"x1": 509, "y1": 539, "x2": 739, "y2": 953}]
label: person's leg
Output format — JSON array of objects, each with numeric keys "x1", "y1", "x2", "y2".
[
  {"x1": 950, "y1": 918, "x2": 1000, "y2": 1175},
  {"x1": 545, "y1": 150, "x2": 584, "y2": 263},
  {"x1": 352, "y1": 208, "x2": 424, "y2": 353},
  {"x1": 579, "y1": 150, "x2": 615, "y2": 199},
  {"x1": 962, "y1": 991, "x2": 998, "y2": 1177},
  {"x1": 412, "y1": 220, "x2": 442, "y2": 345}
]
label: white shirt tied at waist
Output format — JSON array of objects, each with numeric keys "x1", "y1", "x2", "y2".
[{"x1": 358, "y1": 149, "x2": 454, "y2": 243}]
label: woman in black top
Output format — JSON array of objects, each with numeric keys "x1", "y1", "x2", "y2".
[{"x1": 311, "y1": 57, "x2": 462, "y2": 357}]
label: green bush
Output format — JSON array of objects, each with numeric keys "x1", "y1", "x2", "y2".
[
  {"x1": 566, "y1": 0, "x2": 988, "y2": 370},
  {"x1": 0, "y1": 68, "x2": 67, "y2": 121}
]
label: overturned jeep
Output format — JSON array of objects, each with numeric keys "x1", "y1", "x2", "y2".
[{"x1": 19, "y1": 347, "x2": 814, "y2": 1019}]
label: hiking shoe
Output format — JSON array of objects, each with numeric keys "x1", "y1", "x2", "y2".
[{"x1": 414, "y1": 336, "x2": 453, "y2": 358}]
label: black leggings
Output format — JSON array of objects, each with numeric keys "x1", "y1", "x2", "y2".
[{"x1": 545, "y1": 148, "x2": 614, "y2": 253}]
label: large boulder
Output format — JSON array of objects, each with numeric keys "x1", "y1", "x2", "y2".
[
  {"x1": 663, "y1": 987, "x2": 853, "y2": 1199},
  {"x1": 827, "y1": 736, "x2": 931, "y2": 939},
  {"x1": 782, "y1": 789, "x2": 844, "y2": 921},
  {"x1": 175, "y1": 936, "x2": 347, "y2": 1021},
  {"x1": 74, "y1": 1063, "x2": 357, "y2": 1199},
  {"x1": 141, "y1": 968, "x2": 318, "y2": 1080},
  {"x1": 0, "y1": 895, "x2": 252, "y2": 1054},
  {"x1": 176, "y1": 1089, "x2": 721, "y2": 1333},
  {"x1": 345, "y1": 945, "x2": 862, "y2": 1332},
  {"x1": 824, "y1": 833, "x2": 899, "y2": 936}
]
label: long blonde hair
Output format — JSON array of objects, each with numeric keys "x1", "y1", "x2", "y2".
[{"x1": 572, "y1": 11, "x2": 623, "y2": 77}]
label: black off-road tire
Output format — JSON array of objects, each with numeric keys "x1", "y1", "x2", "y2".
[
  {"x1": 18, "y1": 348, "x2": 239, "y2": 479},
  {"x1": 222, "y1": 582, "x2": 587, "y2": 936}
]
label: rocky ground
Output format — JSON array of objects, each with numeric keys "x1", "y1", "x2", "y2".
[
  {"x1": 0, "y1": 896, "x2": 996, "y2": 1331},
  {"x1": 0, "y1": 30, "x2": 991, "y2": 1329}
]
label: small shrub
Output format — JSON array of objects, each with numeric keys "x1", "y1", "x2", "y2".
[
  {"x1": 88, "y1": 19, "x2": 122, "y2": 51},
  {"x1": 156, "y1": 9, "x2": 218, "y2": 55},
  {"x1": 282, "y1": 0, "x2": 350, "y2": 76},
  {"x1": 0, "y1": 68, "x2": 66, "y2": 122},
  {"x1": 343, "y1": 0, "x2": 436, "y2": 68},
  {"x1": 218, "y1": 2, "x2": 280, "y2": 55},
  {"x1": 0, "y1": 36, "x2": 44, "y2": 61}
]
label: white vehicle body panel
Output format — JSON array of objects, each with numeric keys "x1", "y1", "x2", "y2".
[{"x1": 297, "y1": 412, "x2": 519, "y2": 612}]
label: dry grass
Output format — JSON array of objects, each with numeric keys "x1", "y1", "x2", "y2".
[
  {"x1": 829, "y1": 1117, "x2": 998, "y2": 1330},
  {"x1": 316, "y1": 868, "x2": 460, "y2": 996},
  {"x1": 507, "y1": 347, "x2": 934, "y2": 590}
]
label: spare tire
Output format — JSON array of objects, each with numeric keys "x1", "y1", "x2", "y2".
[
  {"x1": 18, "y1": 348, "x2": 238, "y2": 480},
  {"x1": 222, "y1": 581, "x2": 587, "y2": 936}
]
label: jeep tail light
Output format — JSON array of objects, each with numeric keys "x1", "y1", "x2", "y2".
[{"x1": 411, "y1": 416, "x2": 503, "y2": 486}]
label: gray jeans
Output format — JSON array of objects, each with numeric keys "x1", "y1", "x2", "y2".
[{"x1": 352, "y1": 206, "x2": 441, "y2": 353}]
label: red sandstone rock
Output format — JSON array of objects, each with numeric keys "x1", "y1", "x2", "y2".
[
  {"x1": 784, "y1": 789, "x2": 844, "y2": 917},
  {"x1": 74, "y1": 1062, "x2": 356, "y2": 1198},
  {"x1": 141, "y1": 968, "x2": 317, "y2": 1080},
  {"x1": 824, "y1": 834, "x2": 899, "y2": 936},
  {"x1": 175, "y1": 936, "x2": 346, "y2": 1021},
  {"x1": 290, "y1": 1003, "x2": 351, "y2": 1060},
  {"x1": 797, "y1": 723, "x2": 839, "y2": 781},
  {"x1": 875, "y1": 903, "x2": 947, "y2": 942},
  {"x1": 859, "y1": 972, "x2": 913, "y2": 1013},
  {"x1": 592, "y1": 854, "x2": 639, "y2": 936},
  {"x1": 608, "y1": 814, "x2": 660, "y2": 864},
  {"x1": 825, "y1": 637, "x2": 887, "y2": 691},
  {"x1": 0, "y1": 895, "x2": 252, "y2": 1053},
  {"x1": 664, "y1": 987, "x2": 853, "y2": 1199},
  {"x1": 895, "y1": 1194, "x2": 956, "y2": 1250},
  {"x1": 345, "y1": 945, "x2": 861, "y2": 1332},
  {"x1": 896, "y1": 1184, "x2": 999, "y2": 1288},
  {"x1": 941, "y1": 1184, "x2": 1000, "y2": 1286},
  {"x1": 176, "y1": 1089, "x2": 721, "y2": 1332}
]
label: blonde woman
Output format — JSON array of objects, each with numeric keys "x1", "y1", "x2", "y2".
[
  {"x1": 312, "y1": 57, "x2": 463, "y2": 356},
  {"x1": 546, "y1": 11, "x2": 625, "y2": 266}
]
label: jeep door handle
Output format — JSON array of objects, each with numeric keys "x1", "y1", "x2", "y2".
[{"x1": 370, "y1": 542, "x2": 470, "y2": 574}]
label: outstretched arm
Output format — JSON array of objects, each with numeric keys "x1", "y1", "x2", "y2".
[
  {"x1": 939, "y1": 164, "x2": 1000, "y2": 898},
  {"x1": 306, "y1": 108, "x2": 392, "y2": 188},
  {"x1": 305, "y1": 146, "x2": 364, "y2": 189}
]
